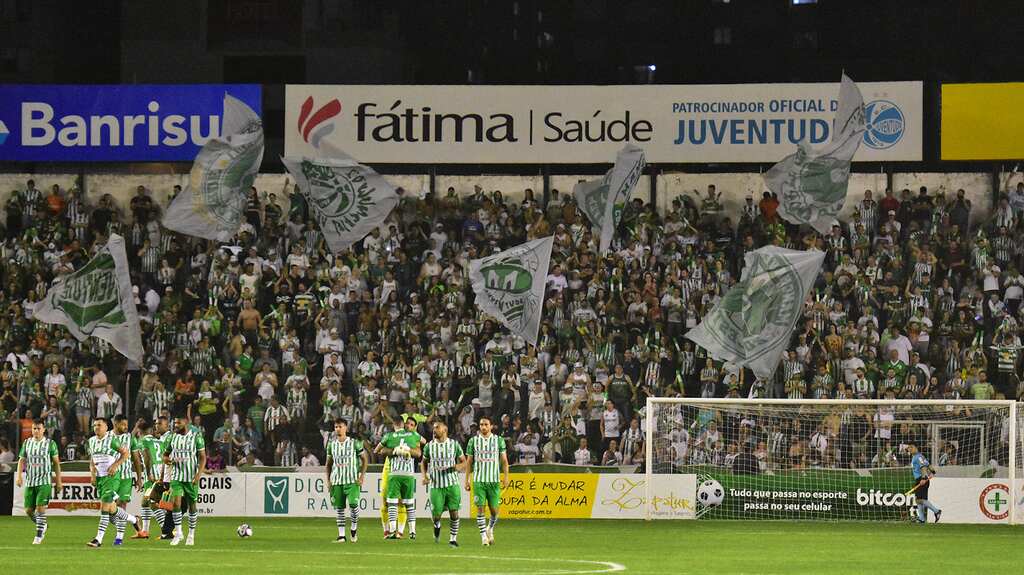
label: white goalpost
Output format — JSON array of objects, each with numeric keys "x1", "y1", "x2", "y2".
[{"x1": 645, "y1": 398, "x2": 1020, "y2": 524}]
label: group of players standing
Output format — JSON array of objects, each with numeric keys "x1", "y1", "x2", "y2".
[
  {"x1": 14, "y1": 413, "x2": 509, "y2": 548},
  {"x1": 327, "y1": 415, "x2": 510, "y2": 547}
]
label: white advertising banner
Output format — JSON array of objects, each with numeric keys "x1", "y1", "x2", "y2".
[{"x1": 285, "y1": 83, "x2": 922, "y2": 164}]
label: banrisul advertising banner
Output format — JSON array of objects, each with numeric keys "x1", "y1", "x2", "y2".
[
  {"x1": 0, "y1": 84, "x2": 261, "y2": 161},
  {"x1": 285, "y1": 83, "x2": 921, "y2": 163}
]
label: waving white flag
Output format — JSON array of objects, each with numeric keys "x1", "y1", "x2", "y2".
[
  {"x1": 281, "y1": 155, "x2": 399, "y2": 254},
  {"x1": 33, "y1": 234, "x2": 144, "y2": 364},
  {"x1": 469, "y1": 236, "x2": 554, "y2": 346},
  {"x1": 163, "y1": 94, "x2": 264, "y2": 241},
  {"x1": 764, "y1": 74, "x2": 865, "y2": 234},
  {"x1": 686, "y1": 246, "x2": 824, "y2": 381},
  {"x1": 573, "y1": 144, "x2": 646, "y2": 253}
]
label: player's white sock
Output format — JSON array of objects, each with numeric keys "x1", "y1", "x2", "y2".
[
  {"x1": 386, "y1": 502, "x2": 398, "y2": 533},
  {"x1": 96, "y1": 512, "x2": 110, "y2": 543},
  {"x1": 35, "y1": 512, "x2": 47, "y2": 538},
  {"x1": 114, "y1": 508, "x2": 137, "y2": 526},
  {"x1": 172, "y1": 511, "x2": 183, "y2": 535},
  {"x1": 141, "y1": 506, "x2": 151, "y2": 532},
  {"x1": 476, "y1": 513, "x2": 486, "y2": 536},
  {"x1": 348, "y1": 505, "x2": 359, "y2": 535},
  {"x1": 488, "y1": 515, "x2": 498, "y2": 531},
  {"x1": 336, "y1": 508, "x2": 346, "y2": 537},
  {"x1": 450, "y1": 518, "x2": 459, "y2": 541},
  {"x1": 404, "y1": 502, "x2": 416, "y2": 534},
  {"x1": 115, "y1": 516, "x2": 126, "y2": 540},
  {"x1": 188, "y1": 511, "x2": 198, "y2": 535},
  {"x1": 154, "y1": 508, "x2": 166, "y2": 532}
]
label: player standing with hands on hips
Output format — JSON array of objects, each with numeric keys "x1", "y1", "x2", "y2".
[
  {"x1": 908, "y1": 443, "x2": 942, "y2": 523},
  {"x1": 15, "y1": 418, "x2": 63, "y2": 544},
  {"x1": 465, "y1": 416, "x2": 509, "y2": 546}
]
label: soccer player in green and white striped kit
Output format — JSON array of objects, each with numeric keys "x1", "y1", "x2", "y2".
[
  {"x1": 111, "y1": 415, "x2": 144, "y2": 544},
  {"x1": 464, "y1": 416, "x2": 509, "y2": 546},
  {"x1": 421, "y1": 421, "x2": 466, "y2": 547},
  {"x1": 375, "y1": 416, "x2": 422, "y2": 539},
  {"x1": 15, "y1": 419, "x2": 63, "y2": 544},
  {"x1": 325, "y1": 419, "x2": 368, "y2": 542},
  {"x1": 162, "y1": 413, "x2": 206, "y2": 546},
  {"x1": 86, "y1": 418, "x2": 142, "y2": 547},
  {"x1": 137, "y1": 417, "x2": 169, "y2": 538}
]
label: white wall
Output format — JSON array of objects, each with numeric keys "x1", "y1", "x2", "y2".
[
  {"x1": 0, "y1": 171, "x2": 1001, "y2": 226},
  {"x1": 892, "y1": 172, "x2": 992, "y2": 224}
]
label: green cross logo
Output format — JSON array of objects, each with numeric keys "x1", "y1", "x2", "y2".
[{"x1": 987, "y1": 492, "x2": 1005, "y2": 512}]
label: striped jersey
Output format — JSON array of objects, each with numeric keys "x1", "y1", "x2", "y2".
[
  {"x1": 141, "y1": 434, "x2": 165, "y2": 481},
  {"x1": 114, "y1": 432, "x2": 141, "y2": 480},
  {"x1": 423, "y1": 439, "x2": 464, "y2": 489},
  {"x1": 381, "y1": 431, "x2": 420, "y2": 476},
  {"x1": 87, "y1": 433, "x2": 123, "y2": 478},
  {"x1": 19, "y1": 437, "x2": 58, "y2": 487},
  {"x1": 161, "y1": 431, "x2": 205, "y2": 483},
  {"x1": 466, "y1": 434, "x2": 506, "y2": 483},
  {"x1": 326, "y1": 437, "x2": 364, "y2": 485}
]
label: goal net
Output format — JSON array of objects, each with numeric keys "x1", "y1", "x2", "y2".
[{"x1": 645, "y1": 399, "x2": 1019, "y2": 523}]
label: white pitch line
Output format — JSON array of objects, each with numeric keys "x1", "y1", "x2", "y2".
[{"x1": 0, "y1": 546, "x2": 626, "y2": 574}]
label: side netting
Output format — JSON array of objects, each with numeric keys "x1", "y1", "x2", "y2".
[{"x1": 645, "y1": 399, "x2": 1018, "y2": 523}]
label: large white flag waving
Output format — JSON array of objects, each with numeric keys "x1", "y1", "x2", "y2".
[
  {"x1": 573, "y1": 144, "x2": 646, "y2": 253},
  {"x1": 163, "y1": 94, "x2": 264, "y2": 241},
  {"x1": 281, "y1": 155, "x2": 399, "y2": 254},
  {"x1": 469, "y1": 236, "x2": 554, "y2": 346},
  {"x1": 33, "y1": 234, "x2": 144, "y2": 364},
  {"x1": 686, "y1": 246, "x2": 824, "y2": 381},
  {"x1": 764, "y1": 74, "x2": 865, "y2": 234}
]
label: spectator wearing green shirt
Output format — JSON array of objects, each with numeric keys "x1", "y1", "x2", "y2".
[{"x1": 969, "y1": 372, "x2": 995, "y2": 400}]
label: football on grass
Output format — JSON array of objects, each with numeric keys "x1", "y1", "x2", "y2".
[{"x1": 237, "y1": 523, "x2": 253, "y2": 538}]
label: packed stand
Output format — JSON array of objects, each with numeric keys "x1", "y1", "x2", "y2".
[{"x1": 1, "y1": 177, "x2": 1022, "y2": 470}]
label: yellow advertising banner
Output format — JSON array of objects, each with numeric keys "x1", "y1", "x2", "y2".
[
  {"x1": 941, "y1": 83, "x2": 1024, "y2": 160},
  {"x1": 499, "y1": 473, "x2": 600, "y2": 519}
]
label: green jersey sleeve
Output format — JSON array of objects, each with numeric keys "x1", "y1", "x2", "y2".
[
  {"x1": 466, "y1": 437, "x2": 475, "y2": 456},
  {"x1": 355, "y1": 440, "x2": 364, "y2": 453},
  {"x1": 195, "y1": 433, "x2": 206, "y2": 450},
  {"x1": 497, "y1": 436, "x2": 506, "y2": 452},
  {"x1": 110, "y1": 436, "x2": 122, "y2": 452},
  {"x1": 131, "y1": 436, "x2": 143, "y2": 452},
  {"x1": 49, "y1": 440, "x2": 58, "y2": 458},
  {"x1": 456, "y1": 441, "x2": 465, "y2": 458},
  {"x1": 18, "y1": 442, "x2": 26, "y2": 458}
]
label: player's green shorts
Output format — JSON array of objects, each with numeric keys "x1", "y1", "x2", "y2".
[
  {"x1": 95, "y1": 476, "x2": 118, "y2": 503},
  {"x1": 473, "y1": 481, "x2": 501, "y2": 508},
  {"x1": 168, "y1": 480, "x2": 199, "y2": 504},
  {"x1": 430, "y1": 484, "x2": 461, "y2": 512},
  {"x1": 386, "y1": 475, "x2": 416, "y2": 501},
  {"x1": 23, "y1": 484, "x2": 52, "y2": 508},
  {"x1": 331, "y1": 483, "x2": 360, "y2": 508},
  {"x1": 114, "y1": 478, "x2": 133, "y2": 503}
]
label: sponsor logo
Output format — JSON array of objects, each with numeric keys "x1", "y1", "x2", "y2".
[
  {"x1": 19, "y1": 101, "x2": 223, "y2": 148},
  {"x1": 862, "y1": 100, "x2": 904, "y2": 149},
  {"x1": 0, "y1": 119, "x2": 8, "y2": 144},
  {"x1": 297, "y1": 96, "x2": 341, "y2": 149},
  {"x1": 979, "y1": 483, "x2": 1010, "y2": 521},
  {"x1": 264, "y1": 476, "x2": 290, "y2": 514},
  {"x1": 855, "y1": 488, "x2": 916, "y2": 507}
]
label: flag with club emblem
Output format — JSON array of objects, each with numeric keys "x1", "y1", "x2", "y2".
[
  {"x1": 33, "y1": 234, "x2": 144, "y2": 364},
  {"x1": 469, "y1": 236, "x2": 554, "y2": 346},
  {"x1": 764, "y1": 74, "x2": 866, "y2": 234},
  {"x1": 163, "y1": 94, "x2": 264, "y2": 241},
  {"x1": 686, "y1": 246, "x2": 824, "y2": 381},
  {"x1": 573, "y1": 144, "x2": 646, "y2": 253},
  {"x1": 281, "y1": 155, "x2": 400, "y2": 254}
]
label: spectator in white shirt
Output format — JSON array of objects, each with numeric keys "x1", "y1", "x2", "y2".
[
  {"x1": 545, "y1": 264, "x2": 568, "y2": 292},
  {"x1": 96, "y1": 384, "x2": 123, "y2": 419},
  {"x1": 299, "y1": 447, "x2": 320, "y2": 467},
  {"x1": 574, "y1": 437, "x2": 593, "y2": 466}
]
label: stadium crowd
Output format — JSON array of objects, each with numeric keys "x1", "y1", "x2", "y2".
[{"x1": 1, "y1": 177, "x2": 1023, "y2": 471}]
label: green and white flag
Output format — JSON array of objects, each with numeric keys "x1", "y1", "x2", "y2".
[
  {"x1": 469, "y1": 236, "x2": 554, "y2": 346},
  {"x1": 281, "y1": 155, "x2": 399, "y2": 254},
  {"x1": 764, "y1": 74, "x2": 865, "y2": 234},
  {"x1": 33, "y1": 234, "x2": 144, "y2": 364},
  {"x1": 686, "y1": 246, "x2": 824, "y2": 381},
  {"x1": 163, "y1": 94, "x2": 264, "y2": 241},
  {"x1": 573, "y1": 144, "x2": 646, "y2": 253}
]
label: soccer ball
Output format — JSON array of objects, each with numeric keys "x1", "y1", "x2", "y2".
[
  {"x1": 237, "y1": 523, "x2": 253, "y2": 538},
  {"x1": 697, "y1": 479, "x2": 725, "y2": 507},
  {"x1": 394, "y1": 443, "x2": 411, "y2": 456}
]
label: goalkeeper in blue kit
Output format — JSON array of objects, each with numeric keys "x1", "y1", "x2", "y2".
[{"x1": 908, "y1": 443, "x2": 942, "y2": 523}]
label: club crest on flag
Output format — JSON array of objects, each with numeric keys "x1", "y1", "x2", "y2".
[
  {"x1": 52, "y1": 254, "x2": 124, "y2": 335},
  {"x1": 470, "y1": 236, "x2": 554, "y2": 346}
]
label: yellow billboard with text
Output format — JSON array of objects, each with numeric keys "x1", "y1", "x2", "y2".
[
  {"x1": 941, "y1": 83, "x2": 1024, "y2": 160},
  {"x1": 497, "y1": 473, "x2": 696, "y2": 519}
]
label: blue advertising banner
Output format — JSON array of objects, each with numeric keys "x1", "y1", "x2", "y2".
[{"x1": 0, "y1": 84, "x2": 261, "y2": 162}]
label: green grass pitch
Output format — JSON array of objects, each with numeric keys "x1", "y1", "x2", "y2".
[{"x1": 0, "y1": 516, "x2": 1017, "y2": 574}]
